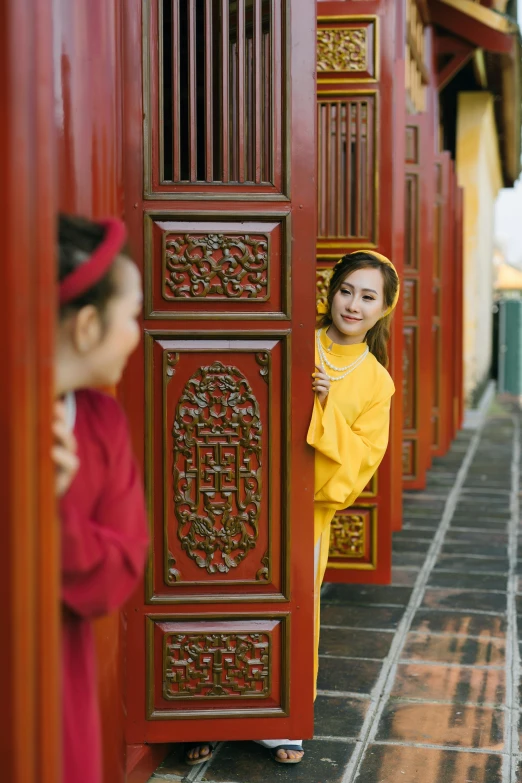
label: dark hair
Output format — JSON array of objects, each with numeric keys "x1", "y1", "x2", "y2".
[
  {"x1": 318, "y1": 252, "x2": 399, "y2": 367},
  {"x1": 58, "y1": 214, "x2": 118, "y2": 319}
]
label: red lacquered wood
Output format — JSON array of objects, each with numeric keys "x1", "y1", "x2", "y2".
[
  {"x1": 237, "y1": 0, "x2": 246, "y2": 182},
  {"x1": 126, "y1": 744, "x2": 171, "y2": 783},
  {"x1": 188, "y1": 0, "x2": 198, "y2": 182},
  {"x1": 172, "y1": 2, "x2": 181, "y2": 182},
  {"x1": 320, "y1": 0, "x2": 398, "y2": 586},
  {"x1": 390, "y1": 0, "x2": 406, "y2": 531},
  {"x1": 54, "y1": 4, "x2": 127, "y2": 782},
  {"x1": 204, "y1": 0, "x2": 213, "y2": 182},
  {"x1": 122, "y1": 0, "x2": 317, "y2": 743},
  {"x1": 402, "y1": 113, "x2": 434, "y2": 490},
  {"x1": 221, "y1": 0, "x2": 230, "y2": 182},
  {"x1": 253, "y1": 0, "x2": 262, "y2": 182},
  {"x1": 453, "y1": 186, "x2": 465, "y2": 430},
  {"x1": 0, "y1": 1, "x2": 59, "y2": 781},
  {"x1": 432, "y1": 152, "x2": 454, "y2": 457}
]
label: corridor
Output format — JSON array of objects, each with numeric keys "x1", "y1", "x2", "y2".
[{"x1": 149, "y1": 399, "x2": 522, "y2": 782}]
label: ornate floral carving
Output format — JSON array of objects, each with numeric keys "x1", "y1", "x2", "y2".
[
  {"x1": 317, "y1": 28, "x2": 368, "y2": 73},
  {"x1": 164, "y1": 233, "x2": 269, "y2": 300},
  {"x1": 316, "y1": 268, "x2": 333, "y2": 313},
  {"x1": 172, "y1": 362, "x2": 262, "y2": 575},
  {"x1": 166, "y1": 551, "x2": 181, "y2": 584},
  {"x1": 329, "y1": 513, "x2": 366, "y2": 558},
  {"x1": 255, "y1": 352, "x2": 270, "y2": 384},
  {"x1": 164, "y1": 631, "x2": 270, "y2": 700},
  {"x1": 256, "y1": 552, "x2": 270, "y2": 581}
]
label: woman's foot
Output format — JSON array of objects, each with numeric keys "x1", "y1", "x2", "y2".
[
  {"x1": 184, "y1": 743, "x2": 215, "y2": 766},
  {"x1": 273, "y1": 745, "x2": 304, "y2": 764},
  {"x1": 255, "y1": 740, "x2": 304, "y2": 764}
]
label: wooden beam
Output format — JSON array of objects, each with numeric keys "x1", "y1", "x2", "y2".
[
  {"x1": 437, "y1": 48, "x2": 475, "y2": 90},
  {"x1": 435, "y1": 34, "x2": 475, "y2": 56},
  {"x1": 430, "y1": 0, "x2": 515, "y2": 54}
]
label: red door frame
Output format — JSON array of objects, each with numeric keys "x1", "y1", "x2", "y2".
[
  {"x1": 0, "y1": 1, "x2": 60, "y2": 780},
  {"x1": 402, "y1": 113, "x2": 435, "y2": 489},
  {"x1": 432, "y1": 152, "x2": 455, "y2": 457},
  {"x1": 122, "y1": 0, "x2": 317, "y2": 746},
  {"x1": 317, "y1": 0, "x2": 400, "y2": 584}
]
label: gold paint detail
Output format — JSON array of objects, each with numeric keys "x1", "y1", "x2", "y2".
[
  {"x1": 256, "y1": 552, "x2": 270, "y2": 581},
  {"x1": 166, "y1": 551, "x2": 181, "y2": 584},
  {"x1": 316, "y1": 268, "x2": 333, "y2": 312},
  {"x1": 317, "y1": 27, "x2": 368, "y2": 73},
  {"x1": 173, "y1": 362, "x2": 262, "y2": 575},
  {"x1": 163, "y1": 632, "x2": 270, "y2": 700},
  {"x1": 255, "y1": 352, "x2": 270, "y2": 384},
  {"x1": 329, "y1": 514, "x2": 366, "y2": 559},
  {"x1": 164, "y1": 233, "x2": 269, "y2": 301}
]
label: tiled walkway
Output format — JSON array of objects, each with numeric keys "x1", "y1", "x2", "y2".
[{"x1": 150, "y1": 400, "x2": 522, "y2": 782}]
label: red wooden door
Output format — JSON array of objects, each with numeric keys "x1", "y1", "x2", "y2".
[
  {"x1": 402, "y1": 113, "x2": 434, "y2": 489},
  {"x1": 52, "y1": 3, "x2": 131, "y2": 780},
  {"x1": 432, "y1": 152, "x2": 455, "y2": 456},
  {"x1": 453, "y1": 185, "x2": 465, "y2": 432},
  {"x1": 316, "y1": 0, "x2": 400, "y2": 585},
  {"x1": 122, "y1": 0, "x2": 317, "y2": 743},
  {"x1": 0, "y1": 1, "x2": 60, "y2": 780}
]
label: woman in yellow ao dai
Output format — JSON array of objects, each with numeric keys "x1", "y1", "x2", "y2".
[{"x1": 308, "y1": 250, "x2": 400, "y2": 692}]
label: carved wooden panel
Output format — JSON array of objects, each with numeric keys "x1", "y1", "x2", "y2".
[
  {"x1": 403, "y1": 116, "x2": 433, "y2": 489},
  {"x1": 404, "y1": 174, "x2": 419, "y2": 270},
  {"x1": 316, "y1": 19, "x2": 377, "y2": 81},
  {"x1": 145, "y1": 213, "x2": 290, "y2": 319},
  {"x1": 147, "y1": 616, "x2": 288, "y2": 718},
  {"x1": 316, "y1": 17, "x2": 377, "y2": 84},
  {"x1": 144, "y1": 0, "x2": 288, "y2": 198},
  {"x1": 403, "y1": 279, "x2": 417, "y2": 318},
  {"x1": 405, "y1": 125, "x2": 418, "y2": 165},
  {"x1": 327, "y1": 506, "x2": 376, "y2": 570},
  {"x1": 403, "y1": 326, "x2": 416, "y2": 431},
  {"x1": 402, "y1": 441, "x2": 415, "y2": 480},
  {"x1": 145, "y1": 334, "x2": 289, "y2": 603}
]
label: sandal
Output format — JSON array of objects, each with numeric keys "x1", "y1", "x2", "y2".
[
  {"x1": 269, "y1": 744, "x2": 304, "y2": 764},
  {"x1": 184, "y1": 742, "x2": 215, "y2": 766}
]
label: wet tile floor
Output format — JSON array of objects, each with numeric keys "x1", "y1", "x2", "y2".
[{"x1": 149, "y1": 401, "x2": 522, "y2": 782}]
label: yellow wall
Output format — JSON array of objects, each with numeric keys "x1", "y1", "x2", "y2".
[{"x1": 456, "y1": 92, "x2": 503, "y2": 402}]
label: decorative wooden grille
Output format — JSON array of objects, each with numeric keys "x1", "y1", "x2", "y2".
[
  {"x1": 405, "y1": 0, "x2": 428, "y2": 113},
  {"x1": 161, "y1": 0, "x2": 272, "y2": 184},
  {"x1": 317, "y1": 96, "x2": 375, "y2": 240}
]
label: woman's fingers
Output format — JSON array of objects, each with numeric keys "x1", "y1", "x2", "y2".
[{"x1": 52, "y1": 399, "x2": 79, "y2": 496}]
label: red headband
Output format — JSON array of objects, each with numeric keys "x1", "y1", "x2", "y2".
[{"x1": 59, "y1": 217, "x2": 128, "y2": 305}]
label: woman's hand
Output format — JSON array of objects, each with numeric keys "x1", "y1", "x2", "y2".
[
  {"x1": 52, "y1": 400, "x2": 79, "y2": 497},
  {"x1": 312, "y1": 364, "x2": 330, "y2": 407}
]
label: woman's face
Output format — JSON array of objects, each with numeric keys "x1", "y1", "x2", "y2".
[
  {"x1": 82, "y1": 257, "x2": 143, "y2": 387},
  {"x1": 329, "y1": 266, "x2": 386, "y2": 343}
]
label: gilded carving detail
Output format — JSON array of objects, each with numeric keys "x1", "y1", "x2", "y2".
[
  {"x1": 316, "y1": 268, "x2": 332, "y2": 313},
  {"x1": 172, "y1": 362, "x2": 262, "y2": 575},
  {"x1": 329, "y1": 514, "x2": 366, "y2": 558},
  {"x1": 164, "y1": 632, "x2": 270, "y2": 699},
  {"x1": 317, "y1": 28, "x2": 368, "y2": 73},
  {"x1": 164, "y1": 233, "x2": 269, "y2": 300}
]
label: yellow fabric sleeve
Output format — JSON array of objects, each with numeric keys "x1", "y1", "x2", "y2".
[{"x1": 306, "y1": 391, "x2": 392, "y2": 509}]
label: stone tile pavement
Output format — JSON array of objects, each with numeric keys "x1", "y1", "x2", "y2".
[{"x1": 149, "y1": 400, "x2": 522, "y2": 782}]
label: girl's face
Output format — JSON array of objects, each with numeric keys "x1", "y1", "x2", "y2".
[
  {"x1": 72, "y1": 257, "x2": 142, "y2": 388},
  {"x1": 88, "y1": 257, "x2": 142, "y2": 387},
  {"x1": 329, "y1": 267, "x2": 386, "y2": 344}
]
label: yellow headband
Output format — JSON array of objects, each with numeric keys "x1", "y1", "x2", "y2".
[{"x1": 317, "y1": 250, "x2": 400, "y2": 317}]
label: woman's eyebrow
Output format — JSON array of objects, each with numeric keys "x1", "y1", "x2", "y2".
[{"x1": 341, "y1": 282, "x2": 378, "y2": 295}]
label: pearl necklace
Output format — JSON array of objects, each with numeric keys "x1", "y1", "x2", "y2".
[{"x1": 316, "y1": 328, "x2": 369, "y2": 381}]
